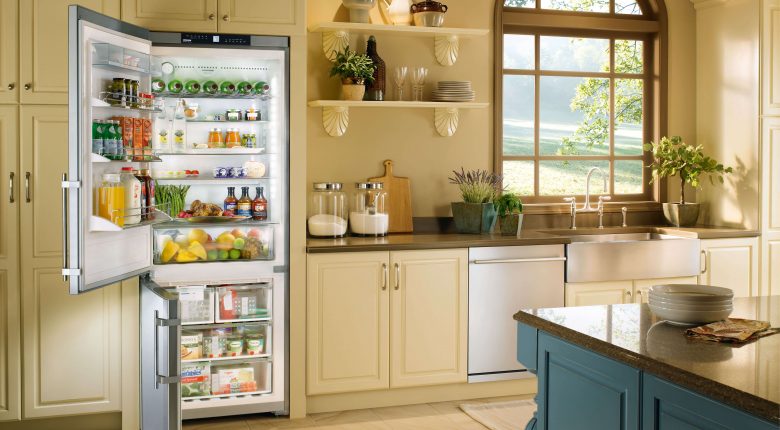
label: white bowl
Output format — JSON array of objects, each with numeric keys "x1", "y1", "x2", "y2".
[
  {"x1": 648, "y1": 302, "x2": 732, "y2": 325},
  {"x1": 648, "y1": 295, "x2": 732, "y2": 307},
  {"x1": 648, "y1": 299, "x2": 733, "y2": 312},
  {"x1": 650, "y1": 284, "x2": 733, "y2": 301}
]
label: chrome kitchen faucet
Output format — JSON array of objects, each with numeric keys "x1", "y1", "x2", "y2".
[{"x1": 563, "y1": 167, "x2": 611, "y2": 229}]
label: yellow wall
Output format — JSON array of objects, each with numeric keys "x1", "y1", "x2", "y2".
[
  {"x1": 307, "y1": 1, "x2": 699, "y2": 217},
  {"x1": 695, "y1": 0, "x2": 761, "y2": 229}
]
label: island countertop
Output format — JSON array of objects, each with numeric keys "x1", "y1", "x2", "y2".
[{"x1": 514, "y1": 296, "x2": 780, "y2": 424}]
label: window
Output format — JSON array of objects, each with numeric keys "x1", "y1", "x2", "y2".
[{"x1": 497, "y1": 0, "x2": 665, "y2": 204}]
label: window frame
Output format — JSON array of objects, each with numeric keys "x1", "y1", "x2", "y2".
[{"x1": 494, "y1": 0, "x2": 667, "y2": 210}]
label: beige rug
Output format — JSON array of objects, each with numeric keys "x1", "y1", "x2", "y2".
[{"x1": 460, "y1": 400, "x2": 537, "y2": 430}]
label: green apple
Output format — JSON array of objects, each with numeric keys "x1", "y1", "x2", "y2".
[
  {"x1": 229, "y1": 249, "x2": 241, "y2": 260},
  {"x1": 218, "y1": 249, "x2": 229, "y2": 260},
  {"x1": 207, "y1": 250, "x2": 219, "y2": 261}
]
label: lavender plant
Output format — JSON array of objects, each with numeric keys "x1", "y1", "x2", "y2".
[{"x1": 449, "y1": 168, "x2": 502, "y2": 204}]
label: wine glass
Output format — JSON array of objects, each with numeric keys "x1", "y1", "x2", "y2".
[
  {"x1": 411, "y1": 67, "x2": 428, "y2": 102},
  {"x1": 394, "y1": 66, "x2": 408, "y2": 101}
]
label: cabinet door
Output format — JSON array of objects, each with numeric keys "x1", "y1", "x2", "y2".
[
  {"x1": 307, "y1": 252, "x2": 390, "y2": 395},
  {"x1": 0, "y1": 106, "x2": 19, "y2": 422},
  {"x1": 20, "y1": 106, "x2": 122, "y2": 417},
  {"x1": 763, "y1": 0, "x2": 780, "y2": 116},
  {"x1": 121, "y1": 0, "x2": 217, "y2": 32},
  {"x1": 0, "y1": 0, "x2": 18, "y2": 104},
  {"x1": 565, "y1": 281, "x2": 634, "y2": 307},
  {"x1": 762, "y1": 118, "x2": 780, "y2": 296},
  {"x1": 700, "y1": 238, "x2": 759, "y2": 297},
  {"x1": 217, "y1": 0, "x2": 302, "y2": 35},
  {"x1": 390, "y1": 249, "x2": 468, "y2": 388},
  {"x1": 633, "y1": 277, "x2": 699, "y2": 303},
  {"x1": 20, "y1": 0, "x2": 120, "y2": 104}
]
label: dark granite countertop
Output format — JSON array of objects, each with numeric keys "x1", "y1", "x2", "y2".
[
  {"x1": 306, "y1": 225, "x2": 758, "y2": 253},
  {"x1": 514, "y1": 296, "x2": 780, "y2": 424}
]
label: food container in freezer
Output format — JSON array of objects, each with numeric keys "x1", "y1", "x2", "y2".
[
  {"x1": 154, "y1": 224, "x2": 274, "y2": 264},
  {"x1": 181, "y1": 323, "x2": 271, "y2": 361},
  {"x1": 215, "y1": 284, "x2": 272, "y2": 323},
  {"x1": 209, "y1": 360, "x2": 272, "y2": 397},
  {"x1": 178, "y1": 286, "x2": 214, "y2": 325}
]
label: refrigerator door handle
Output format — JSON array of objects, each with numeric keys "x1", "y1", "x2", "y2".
[
  {"x1": 154, "y1": 313, "x2": 181, "y2": 388},
  {"x1": 61, "y1": 175, "x2": 81, "y2": 281}
]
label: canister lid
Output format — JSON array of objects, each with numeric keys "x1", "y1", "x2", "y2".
[
  {"x1": 313, "y1": 182, "x2": 343, "y2": 191},
  {"x1": 355, "y1": 182, "x2": 384, "y2": 189}
]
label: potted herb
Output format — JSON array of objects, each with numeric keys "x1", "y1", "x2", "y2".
[
  {"x1": 494, "y1": 192, "x2": 523, "y2": 236},
  {"x1": 329, "y1": 47, "x2": 375, "y2": 101},
  {"x1": 449, "y1": 168, "x2": 501, "y2": 234},
  {"x1": 644, "y1": 136, "x2": 732, "y2": 227}
]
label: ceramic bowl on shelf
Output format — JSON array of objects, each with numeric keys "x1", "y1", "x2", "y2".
[
  {"x1": 411, "y1": 1, "x2": 447, "y2": 26},
  {"x1": 342, "y1": 0, "x2": 377, "y2": 23}
]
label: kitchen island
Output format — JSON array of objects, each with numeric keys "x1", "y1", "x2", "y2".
[{"x1": 514, "y1": 296, "x2": 779, "y2": 430}]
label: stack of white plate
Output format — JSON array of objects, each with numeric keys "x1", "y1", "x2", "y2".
[
  {"x1": 432, "y1": 81, "x2": 475, "y2": 102},
  {"x1": 648, "y1": 284, "x2": 734, "y2": 325}
]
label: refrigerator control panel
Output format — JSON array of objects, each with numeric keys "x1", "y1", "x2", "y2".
[{"x1": 181, "y1": 33, "x2": 251, "y2": 46}]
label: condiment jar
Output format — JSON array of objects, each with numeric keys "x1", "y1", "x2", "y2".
[
  {"x1": 350, "y1": 182, "x2": 388, "y2": 237},
  {"x1": 308, "y1": 183, "x2": 348, "y2": 238},
  {"x1": 208, "y1": 128, "x2": 224, "y2": 148},
  {"x1": 225, "y1": 128, "x2": 241, "y2": 148}
]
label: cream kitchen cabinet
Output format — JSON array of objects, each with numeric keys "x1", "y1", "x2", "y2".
[
  {"x1": 306, "y1": 249, "x2": 468, "y2": 396},
  {"x1": 121, "y1": 0, "x2": 303, "y2": 35},
  {"x1": 699, "y1": 237, "x2": 760, "y2": 298},
  {"x1": 0, "y1": 0, "x2": 18, "y2": 104},
  {"x1": 19, "y1": 105, "x2": 122, "y2": 418},
  {"x1": 20, "y1": 0, "x2": 120, "y2": 105},
  {"x1": 0, "y1": 106, "x2": 20, "y2": 422},
  {"x1": 762, "y1": 118, "x2": 780, "y2": 296},
  {"x1": 565, "y1": 276, "x2": 700, "y2": 307}
]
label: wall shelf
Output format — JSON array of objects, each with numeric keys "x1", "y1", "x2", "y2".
[
  {"x1": 308, "y1": 22, "x2": 489, "y2": 66},
  {"x1": 307, "y1": 100, "x2": 489, "y2": 137}
]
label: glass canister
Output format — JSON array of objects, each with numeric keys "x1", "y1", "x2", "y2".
[
  {"x1": 308, "y1": 182, "x2": 348, "y2": 238},
  {"x1": 225, "y1": 128, "x2": 242, "y2": 148},
  {"x1": 350, "y1": 182, "x2": 389, "y2": 237}
]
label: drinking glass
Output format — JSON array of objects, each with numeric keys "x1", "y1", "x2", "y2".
[
  {"x1": 411, "y1": 67, "x2": 428, "y2": 102},
  {"x1": 394, "y1": 66, "x2": 408, "y2": 101}
]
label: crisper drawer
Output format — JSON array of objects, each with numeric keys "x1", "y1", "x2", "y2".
[
  {"x1": 181, "y1": 323, "x2": 271, "y2": 361},
  {"x1": 215, "y1": 284, "x2": 272, "y2": 323},
  {"x1": 154, "y1": 224, "x2": 274, "y2": 265},
  {"x1": 179, "y1": 286, "x2": 215, "y2": 325},
  {"x1": 181, "y1": 359, "x2": 272, "y2": 401}
]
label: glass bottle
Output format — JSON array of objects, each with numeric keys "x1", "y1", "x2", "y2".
[
  {"x1": 237, "y1": 81, "x2": 253, "y2": 95},
  {"x1": 236, "y1": 187, "x2": 252, "y2": 217},
  {"x1": 208, "y1": 128, "x2": 224, "y2": 148},
  {"x1": 224, "y1": 187, "x2": 238, "y2": 213},
  {"x1": 220, "y1": 81, "x2": 236, "y2": 95},
  {"x1": 92, "y1": 120, "x2": 104, "y2": 155},
  {"x1": 225, "y1": 128, "x2": 241, "y2": 148},
  {"x1": 140, "y1": 169, "x2": 156, "y2": 220},
  {"x1": 184, "y1": 80, "x2": 201, "y2": 94},
  {"x1": 364, "y1": 36, "x2": 386, "y2": 101},
  {"x1": 202, "y1": 80, "x2": 219, "y2": 94},
  {"x1": 167, "y1": 79, "x2": 183, "y2": 93},
  {"x1": 252, "y1": 187, "x2": 268, "y2": 221},
  {"x1": 98, "y1": 173, "x2": 125, "y2": 227}
]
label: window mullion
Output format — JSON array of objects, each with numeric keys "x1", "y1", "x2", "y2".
[
  {"x1": 534, "y1": 34, "x2": 541, "y2": 197},
  {"x1": 609, "y1": 38, "x2": 616, "y2": 196}
]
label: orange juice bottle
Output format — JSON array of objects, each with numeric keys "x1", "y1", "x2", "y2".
[{"x1": 98, "y1": 173, "x2": 125, "y2": 227}]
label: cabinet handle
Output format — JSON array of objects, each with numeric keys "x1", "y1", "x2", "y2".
[
  {"x1": 222, "y1": 14, "x2": 230, "y2": 21},
  {"x1": 636, "y1": 290, "x2": 642, "y2": 303},
  {"x1": 7, "y1": 83, "x2": 14, "y2": 90},
  {"x1": 381, "y1": 263, "x2": 388, "y2": 290},
  {"x1": 208, "y1": 13, "x2": 215, "y2": 20},
  {"x1": 8, "y1": 172, "x2": 14, "y2": 203},
  {"x1": 625, "y1": 290, "x2": 632, "y2": 300},
  {"x1": 24, "y1": 172, "x2": 30, "y2": 203},
  {"x1": 700, "y1": 249, "x2": 707, "y2": 274},
  {"x1": 24, "y1": 83, "x2": 31, "y2": 91},
  {"x1": 394, "y1": 263, "x2": 400, "y2": 290}
]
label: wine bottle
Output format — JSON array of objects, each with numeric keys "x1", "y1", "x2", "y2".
[
  {"x1": 167, "y1": 80, "x2": 183, "y2": 93},
  {"x1": 237, "y1": 81, "x2": 253, "y2": 95},
  {"x1": 184, "y1": 80, "x2": 201, "y2": 94},
  {"x1": 220, "y1": 81, "x2": 237, "y2": 95},
  {"x1": 202, "y1": 80, "x2": 219, "y2": 94}
]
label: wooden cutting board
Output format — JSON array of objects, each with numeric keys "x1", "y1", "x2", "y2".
[{"x1": 368, "y1": 160, "x2": 413, "y2": 233}]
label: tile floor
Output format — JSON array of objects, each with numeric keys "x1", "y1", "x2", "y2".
[{"x1": 182, "y1": 395, "x2": 533, "y2": 429}]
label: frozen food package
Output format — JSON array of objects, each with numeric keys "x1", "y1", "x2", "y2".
[
  {"x1": 180, "y1": 331, "x2": 203, "y2": 360},
  {"x1": 212, "y1": 366, "x2": 257, "y2": 395},
  {"x1": 181, "y1": 362, "x2": 210, "y2": 398}
]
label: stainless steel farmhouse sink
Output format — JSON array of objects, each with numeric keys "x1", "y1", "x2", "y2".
[{"x1": 544, "y1": 229, "x2": 702, "y2": 283}]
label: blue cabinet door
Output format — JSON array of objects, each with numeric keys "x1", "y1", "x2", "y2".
[
  {"x1": 537, "y1": 333, "x2": 641, "y2": 430},
  {"x1": 642, "y1": 375, "x2": 778, "y2": 430}
]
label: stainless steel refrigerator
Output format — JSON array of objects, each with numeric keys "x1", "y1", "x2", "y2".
[{"x1": 64, "y1": 6, "x2": 289, "y2": 428}]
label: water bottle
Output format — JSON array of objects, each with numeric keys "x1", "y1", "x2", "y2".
[
  {"x1": 92, "y1": 120, "x2": 104, "y2": 155},
  {"x1": 102, "y1": 120, "x2": 118, "y2": 158}
]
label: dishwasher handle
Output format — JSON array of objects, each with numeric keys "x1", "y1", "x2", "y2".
[{"x1": 470, "y1": 257, "x2": 567, "y2": 265}]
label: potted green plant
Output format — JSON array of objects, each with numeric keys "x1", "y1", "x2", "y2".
[
  {"x1": 644, "y1": 136, "x2": 732, "y2": 227},
  {"x1": 329, "y1": 47, "x2": 375, "y2": 101},
  {"x1": 449, "y1": 168, "x2": 501, "y2": 234},
  {"x1": 494, "y1": 192, "x2": 523, "y2": 236}
]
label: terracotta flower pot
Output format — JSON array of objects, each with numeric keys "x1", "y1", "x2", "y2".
[
  {"x1": 341, "y1": 78, "x2": 366, "y2": 101},
  {"x1": 451, "y1": 202, "x2": 497, "y2": 234},
  {"x1": 662, "y1": 203, "x2": 700, "y2": 227}
]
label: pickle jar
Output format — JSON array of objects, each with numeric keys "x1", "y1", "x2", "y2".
[
  {"x1": 350, "y1": 182, "x2": 388, "y2": 237},
  {"x1": 308, "y1": 183, "x2": 347, "y2": 238}
]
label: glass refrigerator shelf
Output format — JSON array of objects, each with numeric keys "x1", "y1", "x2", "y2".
[{"x1": 154, "y1": 91, "x2": 271, "y2": 101}]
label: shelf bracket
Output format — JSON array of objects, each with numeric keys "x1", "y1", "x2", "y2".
[
  {"x1": 322, "y1": 31, "x2": 351, "y2": 62},
  {"x1": 322, "y1": 106, "x2": 350, "y2": 137},
  {"x1": 434, "y1": 34, "x2": 460, "y2": 66},
  {"x1": 434, "y1": 107, "x2": 459, "y2": 137}
]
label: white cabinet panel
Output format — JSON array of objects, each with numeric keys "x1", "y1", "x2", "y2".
[
  {"x1": 700, "y1": 238, "x2": 759, "y2": 297},
  {"x1": 565, "y1": 281, "x2": 633, "y2": 307},
  {"x1": 764, "y1": 0, "x2": 780, "y2": 115}
]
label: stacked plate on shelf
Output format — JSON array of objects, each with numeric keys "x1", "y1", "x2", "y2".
[
  {"x1": 432, "y1": 81, "x2": 475, "y2": 102},
  {"x1": 648, "y1": 284, "x2": 734, "y2": 326}
]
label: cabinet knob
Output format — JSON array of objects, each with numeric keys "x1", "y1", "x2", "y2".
[
  {"x1": 208, "y1": 13, "x2": 215, "y2": 20},
  {"x1": 24, "y1": 83, "x2": 31, "y2": 91},
  {"x1": 7, "y1": 83, "x2": 14, "y2": 90},
  {"x1": 222, "y1": 14, "x2": 230, "y2": 21}
]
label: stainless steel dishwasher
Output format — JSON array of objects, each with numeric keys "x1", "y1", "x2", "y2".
[{"x1": 468, "y1": 245, "x2": 565, "y2": 382}]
